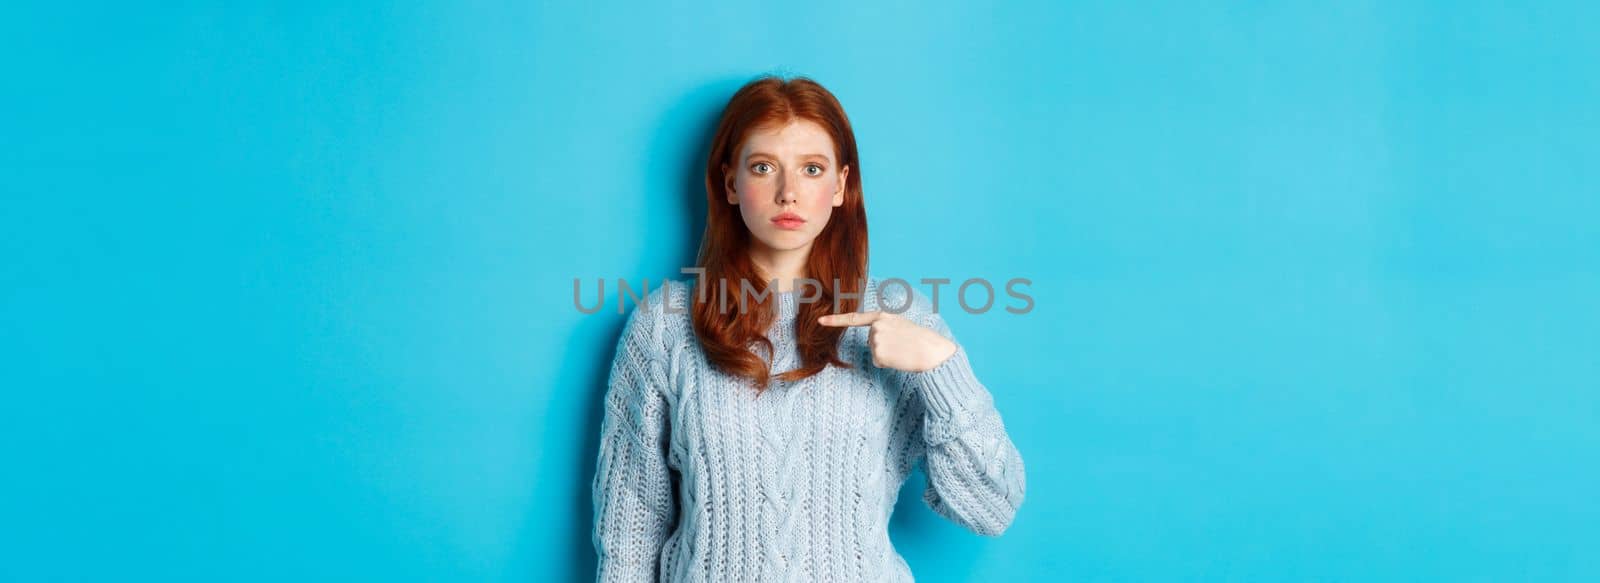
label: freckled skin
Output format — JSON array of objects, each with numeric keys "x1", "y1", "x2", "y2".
[{"x1": 723, "y1": 119, "x2": 848, "y2": 260}]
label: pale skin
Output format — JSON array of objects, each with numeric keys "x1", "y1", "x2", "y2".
[{"x1": 724, "y1": 119, "x2": 958, "y2": 373}]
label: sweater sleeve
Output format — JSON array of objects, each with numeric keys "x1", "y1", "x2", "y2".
[
  {"x1": 591, "y1": 300, "x2": 678, "y2": 582},
  {"x1": 901, "y1": 308, "x2": 1027, "y2": 537}
]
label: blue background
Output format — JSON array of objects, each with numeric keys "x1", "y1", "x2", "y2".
[{"x1": 4, "y1": 1, "x2": 1597, "y2": 581}]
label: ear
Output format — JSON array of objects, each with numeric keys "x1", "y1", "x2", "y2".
[
  {"x1": 833, "y1": 165, "x2": 850, "y2": 207},
  {"x1": 722, "y1": 163, "x2": 738, "y2": 205}
]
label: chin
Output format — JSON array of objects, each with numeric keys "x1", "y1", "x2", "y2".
[{"x1": 757, "y1": 232, "x2": 813, "y2": 251}]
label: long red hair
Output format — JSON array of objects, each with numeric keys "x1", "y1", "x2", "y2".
[{"x1": 693, "y1": 75, "x2": 869, "y2": 393}]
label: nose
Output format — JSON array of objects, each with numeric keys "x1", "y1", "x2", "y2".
[{"x1": 775, "y1": 172, "x2": 797, "y2": 206}]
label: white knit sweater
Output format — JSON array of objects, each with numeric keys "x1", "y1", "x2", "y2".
[{"x1": 591, "y1": 277, "x2": 1026, "y2": 582}]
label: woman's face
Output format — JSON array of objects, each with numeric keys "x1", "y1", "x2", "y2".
[{"x1": 723, "y1": 119, "x2": 850, "y2": 256}]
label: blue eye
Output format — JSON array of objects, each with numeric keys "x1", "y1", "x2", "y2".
[
  {"x1": 752, "y1": 162, "x2": 773, "y2": 174},
  {"x1": 804, "y1": 164, "x2": 823, "y2": 176}
]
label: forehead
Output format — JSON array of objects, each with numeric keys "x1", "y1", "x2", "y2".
[{"x1": 738, "y1": 119, "x2": 837, "y2": 160}]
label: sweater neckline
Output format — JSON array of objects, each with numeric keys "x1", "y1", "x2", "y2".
[{"x1": 774, "y1": 288, "x2": 799, "y2": 320}]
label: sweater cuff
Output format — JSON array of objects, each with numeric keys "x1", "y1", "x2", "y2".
[{"x1": 909, "y1": 345, "x2": 990, "y2": 420}]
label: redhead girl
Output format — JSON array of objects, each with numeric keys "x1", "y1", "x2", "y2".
[{"x1": 591, "y1": 75, "x2": 1026, "y2": 582}]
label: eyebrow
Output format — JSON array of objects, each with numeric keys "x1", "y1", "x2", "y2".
[{"x1": 745, "y1": 151, "x2": 833, "y2": 163}]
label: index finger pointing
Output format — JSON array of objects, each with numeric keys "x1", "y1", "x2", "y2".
[{"x1": 818, "y1": 311, "x2": 884, "y2": 327}]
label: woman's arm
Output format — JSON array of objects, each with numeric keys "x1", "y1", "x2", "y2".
[
  {"x1": 902, "y1": 310, "x2": 1027, "y2": 537},
  {"x1": 591, "y1": 301, "x2": 677, "y2": 582}
]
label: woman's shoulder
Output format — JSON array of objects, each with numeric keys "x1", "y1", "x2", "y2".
[{"x1": 616, "y1": 277, "x2": 696, "y2": 358}]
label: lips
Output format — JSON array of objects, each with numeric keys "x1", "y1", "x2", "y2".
[{"x1": 771, "y1": 212, "x2": 806, "y2": 230}]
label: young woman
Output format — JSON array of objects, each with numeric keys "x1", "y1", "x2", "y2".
[{"x1": 591, "y1": 75, "x2": 1026, "y2": 582}]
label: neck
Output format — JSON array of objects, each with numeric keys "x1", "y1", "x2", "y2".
[{"x1": 747, "y1": 240, "x2": 812, "y2": 292}]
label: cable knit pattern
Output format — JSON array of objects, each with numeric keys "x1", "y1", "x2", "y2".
[{"x1": 591, "y1": 276, "x2": 1026, "y2": 583}]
